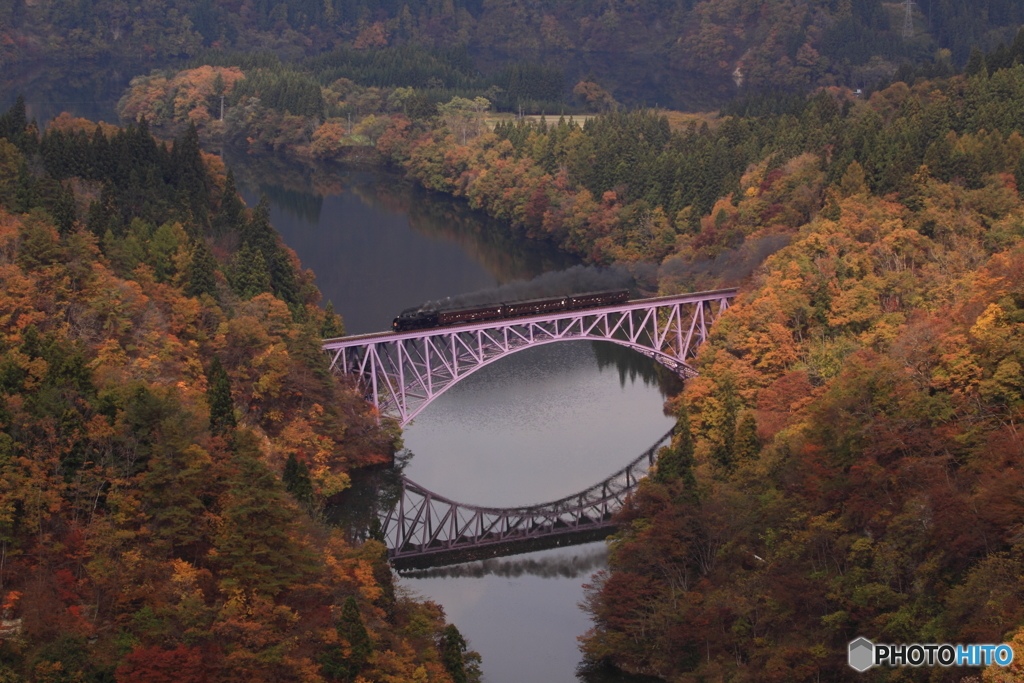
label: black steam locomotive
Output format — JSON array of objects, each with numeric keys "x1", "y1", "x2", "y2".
[{"x1": 393, "y1": 290, "x2": 630, "y2": 332}]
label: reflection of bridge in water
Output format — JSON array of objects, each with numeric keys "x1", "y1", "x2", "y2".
[
  {"x1": 323, "y1": 288, "x2": 737, "y2": 427},
  {"x1": 383, "y1": 428, "x2": 675, "y2": 569},
  {"x1": 322, "y1": 289, "x2": 735, "y2": 567}
]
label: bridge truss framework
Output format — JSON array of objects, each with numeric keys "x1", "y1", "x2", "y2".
[
  {"x1": 323, "y1": 289, "x2": 737, "y2": 427},
  {"x1": 382, "y1": 428, "x2": 675, "y2": 563}
]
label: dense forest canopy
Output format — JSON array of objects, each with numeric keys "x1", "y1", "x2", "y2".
[
  {"x1": 0, "y1": 97, "x2": 481, "y2": 682},
  {"x1": 3, "y1": 0, "x2": 1024, "y2": 97}
]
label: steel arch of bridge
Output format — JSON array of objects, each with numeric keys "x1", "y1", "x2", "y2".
[
  {"x1": 383, "y1": 427, "x2": 675, "y2": 562},
  {"x1": 322, "y1": 288, "x2": 737, "y2": 427}
]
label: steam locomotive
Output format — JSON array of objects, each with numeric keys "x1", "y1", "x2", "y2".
[{"x1": 392, "y1": 290, "x2": 630, "y2": 332}]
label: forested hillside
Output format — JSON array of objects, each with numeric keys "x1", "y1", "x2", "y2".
[
  {"x1": 3, "y1": 0, "x2": 1024, "y2": 95},
  {"x1": 563, "y1": 51, "x2": 1024, "y2": 683},
  {"x1": 0, "y1": 98, "x2": 478, "y2": 682}
]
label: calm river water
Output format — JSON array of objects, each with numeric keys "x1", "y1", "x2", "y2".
[{"x1": 236, "y1": 165, "x2": 677, "y2": 683}]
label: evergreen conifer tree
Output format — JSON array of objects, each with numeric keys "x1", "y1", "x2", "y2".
[
  {"x1": 211, "y1": 168, "x2": 246, "y2": 238},
  {"x1": 440, "y1": 624, "x2": 468, "y2": 683},
  {"x1": 711, "y1": 377, "x2": 738, "y2": 472},
  {"x1": 186, "y1": 239, "x2": 219, "y2": 299},
  {"x1": 966, "y1": 47, "x2": 988, "y2": 77},
  {"x1": 654, "y1": 402, "x2": 698, "y2": 500},
  {"x1": 321, "y1": 301, "x2": 345, "y2": 338},
  {"x1": 172, "y1": 122, "x2": 210, "y2": 221},
  {"x1": 1012, "y1": 27, "x2": 1024, "y2": 64},
  {"x1": 734, "y1": 413, "x2": 761, "y2": 462},
  {"x1": 50, "y1": 182, "x2": 77, "y2": 234},
  {"x1": 206, "y1": 356, "x2": 236, "y2": 434},
  {"x1": 13, "y1": 161, "x2": 36, "y2": 212},
  {"x1": 233, "y1": 241, "x2": 272, "y2": 299},
  {"x1": 322, "y1": 596, "x2": 372, "y2": 680},
  {"x1": 282, "y1": 452, "x2": 315, "y2": 509},
  {"x1": 213, "y1": 430, "x2": 317, "y2": 596},
  {"x1": 241, "y1": 196, "x2": 299, "y2": 304}
]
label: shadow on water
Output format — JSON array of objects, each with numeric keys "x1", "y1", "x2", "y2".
[
  {"x1": 256, "y1": 182, "x2": 324, "y2": 225},
  {"x1": 576, "y1": 661, "x2": 666, "y2": 683},
  {"x1": 325, "y1": 449, "x2": 412, "y2": 544},
  {"x1": 592, "y1": 340, "x2": 683, "y2": 398}
]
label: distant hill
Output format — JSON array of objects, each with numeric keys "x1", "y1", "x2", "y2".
[{"x1": 2, "y1": 0, "x2": 1022, "y2": 102}]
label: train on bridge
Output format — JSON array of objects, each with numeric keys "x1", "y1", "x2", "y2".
[{"x1": 392, "y1": 290, "x2": 630, "y2": 332}]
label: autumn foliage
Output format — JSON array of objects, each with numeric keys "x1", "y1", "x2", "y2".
[
  {"x1": 0, "y1": 101, "x2": 465, "y2": 682},
  {"x1": 574, "y1": 69, "x2": 1024, "y2": 683}
]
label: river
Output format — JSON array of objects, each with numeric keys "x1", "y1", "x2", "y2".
[{"x1": 235, "y1": 162, "x2": 676, "y2": 683}]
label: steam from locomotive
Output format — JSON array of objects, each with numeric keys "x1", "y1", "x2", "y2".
[{"x1": 393, "y1": 290, "x2": 630, "y2": 332}]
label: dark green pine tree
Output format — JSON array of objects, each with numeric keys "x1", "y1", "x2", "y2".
[
  {"x1": 654, "y1": 402, "x2": 698, "y2": 500},
  {"x1": 321, "y1": 301, "x2": 345, "y2": 338},
  {"x1": 439, "y1": 624, "x2": 468, "y2": 683},
  {"x1": 241, "y1": 196, "x2": 299, "y2": 304},
  {"x1": 233, "y1": 241, "x2": 272, "y2": 299},
  {"x1": 186, "y1": 238, "x2": 220, "y2": 299},
  {"x1": 734, "y1": 413, "x2": 761, "y2": 462},
  {"x1": 988, "y1": 43, "x2": 1013, "y2": 73},
  {"x1": 282, "y1": 452, "x2": 315, "y2": 509},
  {"x1": 140, "y1": 410, "x2": 207, "y2": 556},
  {"x1": 1015, "y1": 154, "x2": 1024, "y2": 197},
  {"x1": 211, "y1": 168, "x2": 246, "y2": 238},
  {"x1": 50, "y1": 182, "x2": 77, "y2": 234},
  {"x1": 711, "y1": 376, "x2": 738, "y2": 473},
  {"x1": 213, "y1": 430, "x2": 318, "y2": 596},
  {"x1": 172, "y1": 122, "x2": 210, "y2": 222},
  {"x1": 322, "y1": 596, "x2": 373, "y2": 680},
  {"x1": 206, "y1": 356, "x2": 236, "y2": 435},
  {"x1": 88, "y1": 125, "x2": 112, "y2": 180},
  {"x1": 966, "y1": 47, "x2": 988, "y2": 77},
  {"x1": 0, "y1": 95, "x2": 29, "y2": 152},
  {"x1": 13, "y1": 161, "x2": 37, "y2": 212},
  {"x1": 86, "y1": 181, "x2": 119, "y2": 238},
  {"x1": 1012, "y1": 27, "x2": 1024, "y2": 64}
]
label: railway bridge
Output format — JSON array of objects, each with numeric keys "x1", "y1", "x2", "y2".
[{"x1": 322, "y1": 288, "x2": 737, "y2": 427}]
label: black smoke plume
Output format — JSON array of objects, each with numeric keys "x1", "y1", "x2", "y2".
[
  {"x1": 405, "y1": 264, "x2": 644, "y2": 313},
  {"x1": 401, "y1": 235, "x2": 788, "y2": 315},
  {"x1": 659, "y1": 234, "x2": 791, "y2": 290}
]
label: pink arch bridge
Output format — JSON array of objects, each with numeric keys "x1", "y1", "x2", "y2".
[{"x1": 323, "y1": 288, "x2": 737, "y2": 427}]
